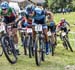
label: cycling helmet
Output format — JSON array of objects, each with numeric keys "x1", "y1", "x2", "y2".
[
  {"x1": 47, "y1": 15, "x2": 51, "y2": 19},
  {"x1": 1, "y1": 1, "x2": 9, "y2": 9},
  {"x1": 37, "y1": 3, "x2": 42, "y2": 6},
  {"x1": 25, "y1": 4, "x2": 35, "y2": 14},
  {"x1": 61, "y1": 18, "x2": 65, "y2": 22}
]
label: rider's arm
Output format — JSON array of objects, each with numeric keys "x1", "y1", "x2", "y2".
[
  {"x1": 18, "y1": 17, "x2": 27, "y2": 26},
  {"x1": 0, "y1": 8, "x2": 2, "y2": 19},
  {"x1": 11, "y1": 8, "x2": 17, "y2": 18},
  {"x1": 0, "y1": 8, "x2": 4, "y2": 22},
  {"x1": 11, "y1": 8, "x2": 20, "y2": 24},
  {"x1": 65, "y1": 21, "x2": 70, "y2": 27},
  {"x1": 56, "y1": 23, "x2": 61, "y2": 32},
  {"x1": 45, "y1": 11, "x2": 54, "y2": 21}
]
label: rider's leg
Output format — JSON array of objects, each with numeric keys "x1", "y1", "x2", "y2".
[
  {"x1": 32, "y1": 22, "x2": 36, "y2": 43},
  {"x1": 20, "y1": 32, "x2": 24, "y2": 46},
  {"x1": 43, "y1": 25, "x2": 49, "y2": 55},
  {"x1": 12, "y1": 28, "x2": 20, "y2": 55},
  {"x1": 51, "y1": 26, "x2": 56, "y2": 45},
  {"x1": 32, "y1": 26, "x2": 36, "y2": 43}
]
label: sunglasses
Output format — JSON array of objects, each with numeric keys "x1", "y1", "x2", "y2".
[
  {"x1": 28, "y1": 11, "x2": 33, "y2": 14},
  {"x1": 2, "y1": 9, "x2": 7, "y2": 10}
]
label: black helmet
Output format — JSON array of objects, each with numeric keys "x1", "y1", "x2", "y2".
[
  {"x1": 25, "y1": 4, "x2": 35, "y2": 14},
  {"x1": 37, "y1": 3, "x2": 42, "y2": 6}
]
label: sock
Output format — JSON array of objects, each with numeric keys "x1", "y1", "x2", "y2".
[{"x1": 46, "y1": 42, "x2": 48, "y2": 53}]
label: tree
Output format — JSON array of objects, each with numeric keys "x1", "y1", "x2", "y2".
[
  {"x1": 46, "y1": 0, "x2": 73, "y2": 12},
  {"x1": 43, "y1": 0, "x2": 48, "y2": 8}
]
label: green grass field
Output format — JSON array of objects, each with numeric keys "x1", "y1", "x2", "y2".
[{"x1": 0, "y1": 12, "x2": 75, "y2": 70}]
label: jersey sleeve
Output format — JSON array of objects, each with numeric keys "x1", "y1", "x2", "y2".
[
  {"x1": 9, "y1": 7, "x2": 16, "y2": 16},
  {"x1": 0, "y1": 8, "x2": 2, "y2": 16},
  {"x1": 65, "y1": 21, "x2": 70, "y2": 26},
  {"x1": 57, "y1": 22, "x2": 61, "y2": 28}
]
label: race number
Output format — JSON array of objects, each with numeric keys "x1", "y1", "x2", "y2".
[
  {"x1": 20, "y1": 28, "x2": 27, "y2": 32},
  {"x1": 35, "y1": 24, "x2": 42, "y2": 32},
  {"x1": 0, "y1": 23, "x2": 5, "y2": 32},
  {"x1": 47, "y1": 31, "x2": 52, "y2": 36},
  {"x1": 62, "y1": 32, "x2": 66, "y2": 36},
  {"x1": 27, "y1": 28, "x2": 32, "y2": 33}
]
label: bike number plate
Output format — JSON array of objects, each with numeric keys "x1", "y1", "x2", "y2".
[
  {"x1": 0, "y1": 24, "x2": 5, "y2": 32},
  {"x1": 20, "y1": 28, "x2": 27, "y2": 32},
  {"x1": 62, "y1": 32, "x2": 66, "y2": 36},
  {"x1": 7, "y1": 26, "x2": 12, "y2": 31},
  {"x1": 47, "y1": 31, "x2": 51, "y2": 36},
  {"x1": 27, "y1": 28, "x2": 32, "y2": 33},
  {"x1": 35, "y1": 24, "x2": 42, "y2": 32},
  {"x1": 20, "y1": 30, "x2": 25, "y2": 32}
]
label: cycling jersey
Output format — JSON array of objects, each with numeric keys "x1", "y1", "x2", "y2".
[
  {"x1": 25, "y1": 6, "x2": 46, "y2": 24},
  {"x1": 57, "y1": 21, "x2": 70, "y2": 28},
  {"x1": 33, "y1": 7, "x2": 46, "y2": 21},
  {"x1": 0, "y1": 7, "x2": 16, "y2": 24},
  {"x1": 25, "y1": 14, "x2": 32, "y2": 24},
  {"x1": 50, "y1": 21, "x2": 55, "y2": 27},
  {"x1": 57, "y1": 20, "x2": 70, "y2": 32},
  {"x1": 0, "y1": 7, "x2": 16, "y2": 17},
  {"x1": 49, "y1": 21, "x2": 56, "y2": 32}
]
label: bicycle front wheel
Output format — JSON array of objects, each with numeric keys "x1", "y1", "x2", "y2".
[
  {"x1": 34, "y1": 37, "x2": 42, "y2": 66},
  {"x1": 0, "y1": 43, "x2": 3, "y2": 56},
  {"x1": 1, "y1": 35, "x2": 17, "y2": 64},
  {"x1": 64, "y1": 37, "x2": 73, "y2": 52}
]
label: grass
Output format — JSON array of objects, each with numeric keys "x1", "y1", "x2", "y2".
[{"x1": 0, "y1": 12, "x2": 75, "y2": 70}]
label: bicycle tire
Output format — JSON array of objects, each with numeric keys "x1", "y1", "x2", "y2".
[
  {"x1": 65, "y1": 37, "x2": 73, "y2": 52},
  {"x1": 0, "y1": 44, "x2": 3, "y2": 56},
  {"x1": 41, "y1": 39, "x2": 45, "y2": 61},
  {"x1": 28, "y1": 35, "x2": 33, "y2": 58},
  {"x1": 1, "y1": 35, "x2": 17, "y2": 64},
  {"x1": 23, "y1": 36, "x2": 27, "y2": 55},
  {"x1": 34, "y1": 37, "x2": 41, "y2": 66},
  {"x1": 63, "y1": 38, "x2": 68, "y2": 50}
]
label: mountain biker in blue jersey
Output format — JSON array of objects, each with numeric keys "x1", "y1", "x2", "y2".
[{"x1": 25, "y1": 3, "x2": 53, "y2": 55}]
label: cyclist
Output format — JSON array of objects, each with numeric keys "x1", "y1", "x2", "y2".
[
  {"x1": 25, "y1": 4, "x2": 33, "y2": 25},
  {"x1": 0, "y1": 1, "x2": 20, "y2": 55},
  {"x1": 25, "y1": 3, "x2": 53, "y2": 55},
  {"x1": 17, "y1": 13, "x2": 28, "y2": 45},
  {"x1": 56, "y1": 18, "x2": 70, "y2": 43},
  {"x1": 56, "y1": 18, "x2": 71, "y2": 49},
  {"x1": 47, "y1": 12, "x2": 57, "y2": 45},
  {"x1": 56, "y1": 18, "x2": 70, "y2": 33}
]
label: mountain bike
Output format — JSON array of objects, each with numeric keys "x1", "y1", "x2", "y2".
[
  {"x1": 60, "y1": 30, "x2": 73, "y2": 52},
  {"x1": 34, "y1": 24, "x2": 45, "y2": 66},
  {"x1": 19, "y1": 27, "x2": 34, "y2": 58},
  {"x1": 1, "y1": 23, "x2": 17, "y2": 64},
  {"x1": 47, "y1": 30, "x2": 56, "y2": 56}
]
